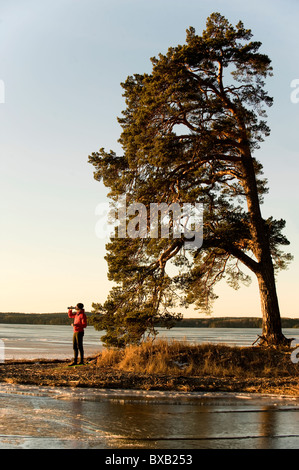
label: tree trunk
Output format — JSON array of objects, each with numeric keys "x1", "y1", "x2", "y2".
[
  {"x1": 241, "y1": 150, "x2": 289, "y2": 347},
  {"x1": 256, "y1": 259, "x2": 289, "y2": 346}
]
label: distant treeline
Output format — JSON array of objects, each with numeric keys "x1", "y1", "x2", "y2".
[
  {"x1": 0, "y1": 312, "x2": 84, "y2": 325},
  {"x1": 0, "y1": 313, "x2": 298, "y2": 328},
  {"x1": 177, "y1": 317, "x2": 299, "y2": 329}
]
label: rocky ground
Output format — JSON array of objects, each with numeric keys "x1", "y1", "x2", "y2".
[{"x1": 0, "y1": 356, "x2": 298, "y2": 396}]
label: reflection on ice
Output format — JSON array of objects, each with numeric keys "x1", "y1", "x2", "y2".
[{"x1": 0, "y1": 383, "x2": 299, "y2": 449}]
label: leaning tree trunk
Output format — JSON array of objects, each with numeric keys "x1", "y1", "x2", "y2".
[
  {"x1": 241, "y1": 149, "x2": 289, "y2": 347},
  {"x1": 256, "y1": 257, "x2": 290, "y2": 346}
]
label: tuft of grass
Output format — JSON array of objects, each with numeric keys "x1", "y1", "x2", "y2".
[
  {"x1": 95, "y1": 339, "x2": 298, "y2": 379},
  {"x1": 97, "y1": 347, "x2": 123, "y2": 367}
]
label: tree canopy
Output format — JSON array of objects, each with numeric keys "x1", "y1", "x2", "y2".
[{"x1": 89, "y1": 13, "x2": 292, "y2": 347}]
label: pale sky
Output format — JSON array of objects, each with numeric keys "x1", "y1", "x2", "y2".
[{"x1": 0, "y1": 0, "x2": 298, "y2": 318}]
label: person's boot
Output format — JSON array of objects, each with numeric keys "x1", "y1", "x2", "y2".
[
  {"x1": 68, "y1": 353, "x2": 78, "y2": 366},
  {"x1": 78, "y1": 353, "x2": 84, "y2": 365}
]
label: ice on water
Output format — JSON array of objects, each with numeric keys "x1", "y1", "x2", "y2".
[{"x1": 1, "y1": 383, "x2": 299, "y2": 449}]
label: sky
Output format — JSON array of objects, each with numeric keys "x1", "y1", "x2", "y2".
[{"x1": 0, "y1": 0, "x2": 298, "y2": 318}]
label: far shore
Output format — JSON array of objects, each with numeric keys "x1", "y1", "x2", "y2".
[
  {"x1": 0, "y1": 313, "x2": 299, "y2": 329},
  {"x1": 0, "y1": 341, "x2": 298, "y2": 397}
]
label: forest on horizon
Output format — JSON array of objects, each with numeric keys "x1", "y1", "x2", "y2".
[{"x1": 0, "y1": 312, "x2": 298, "y2": 328}]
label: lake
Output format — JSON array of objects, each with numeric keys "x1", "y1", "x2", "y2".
[
  {"x1": 0, "y1": 323, "x2": 298, "y2": 360},
  {"x1": 0, "y1": 383, "x2": 299, "y2": 449},
  {"x1": 1, "y1": 324, "x2": 299, "y2": 450}
]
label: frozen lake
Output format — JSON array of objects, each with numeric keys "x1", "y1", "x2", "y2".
[
  {"x1": 0, "y1": 383, "x2": 299, "y2": 449},
  {"x1": 0, "y1": 324, "x2": 298, "y2": 360}
]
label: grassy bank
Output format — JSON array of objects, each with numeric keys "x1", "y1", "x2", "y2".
[
  {"x1": 96, "y1": 339, "x2": 298, "y2": 379},
  {"x1": 1, "y1": 340, "x2": 298, "y2": 395}
]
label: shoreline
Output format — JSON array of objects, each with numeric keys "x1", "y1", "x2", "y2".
[
  {"x1": 1, "y1": 356, "x2": 299, "y2": 397},
  {"x1": 1, "y1": 380, "x2": 299, "y2": 405}
]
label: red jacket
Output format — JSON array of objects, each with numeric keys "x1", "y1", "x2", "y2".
[{"x1": 68, "y1": 309, "x2": 87, "y2": 332}]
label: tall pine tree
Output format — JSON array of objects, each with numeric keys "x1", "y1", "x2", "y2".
[{"x1": 89, "y1": 13, "x2": 292, "y2": 347}]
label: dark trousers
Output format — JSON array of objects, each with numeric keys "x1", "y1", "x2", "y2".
[{"x1": 73, "y1": 331, "x2": 84, "y2": 363}]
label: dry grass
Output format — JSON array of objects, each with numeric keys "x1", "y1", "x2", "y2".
[
  {"x1": 95, "y1": 339, "x2": 298, "y2": 379},
  {"x1": 1, "y1": 341, "x2": 298, "y2": 395}
]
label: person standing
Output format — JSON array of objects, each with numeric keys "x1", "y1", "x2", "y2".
[{"x1": 68, "y1": 303, "x2": 87, "y2": 365}]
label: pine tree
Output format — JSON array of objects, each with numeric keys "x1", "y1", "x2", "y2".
[{"x1": 89, "y1": 13, "x2": 292, "y2": 347}]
